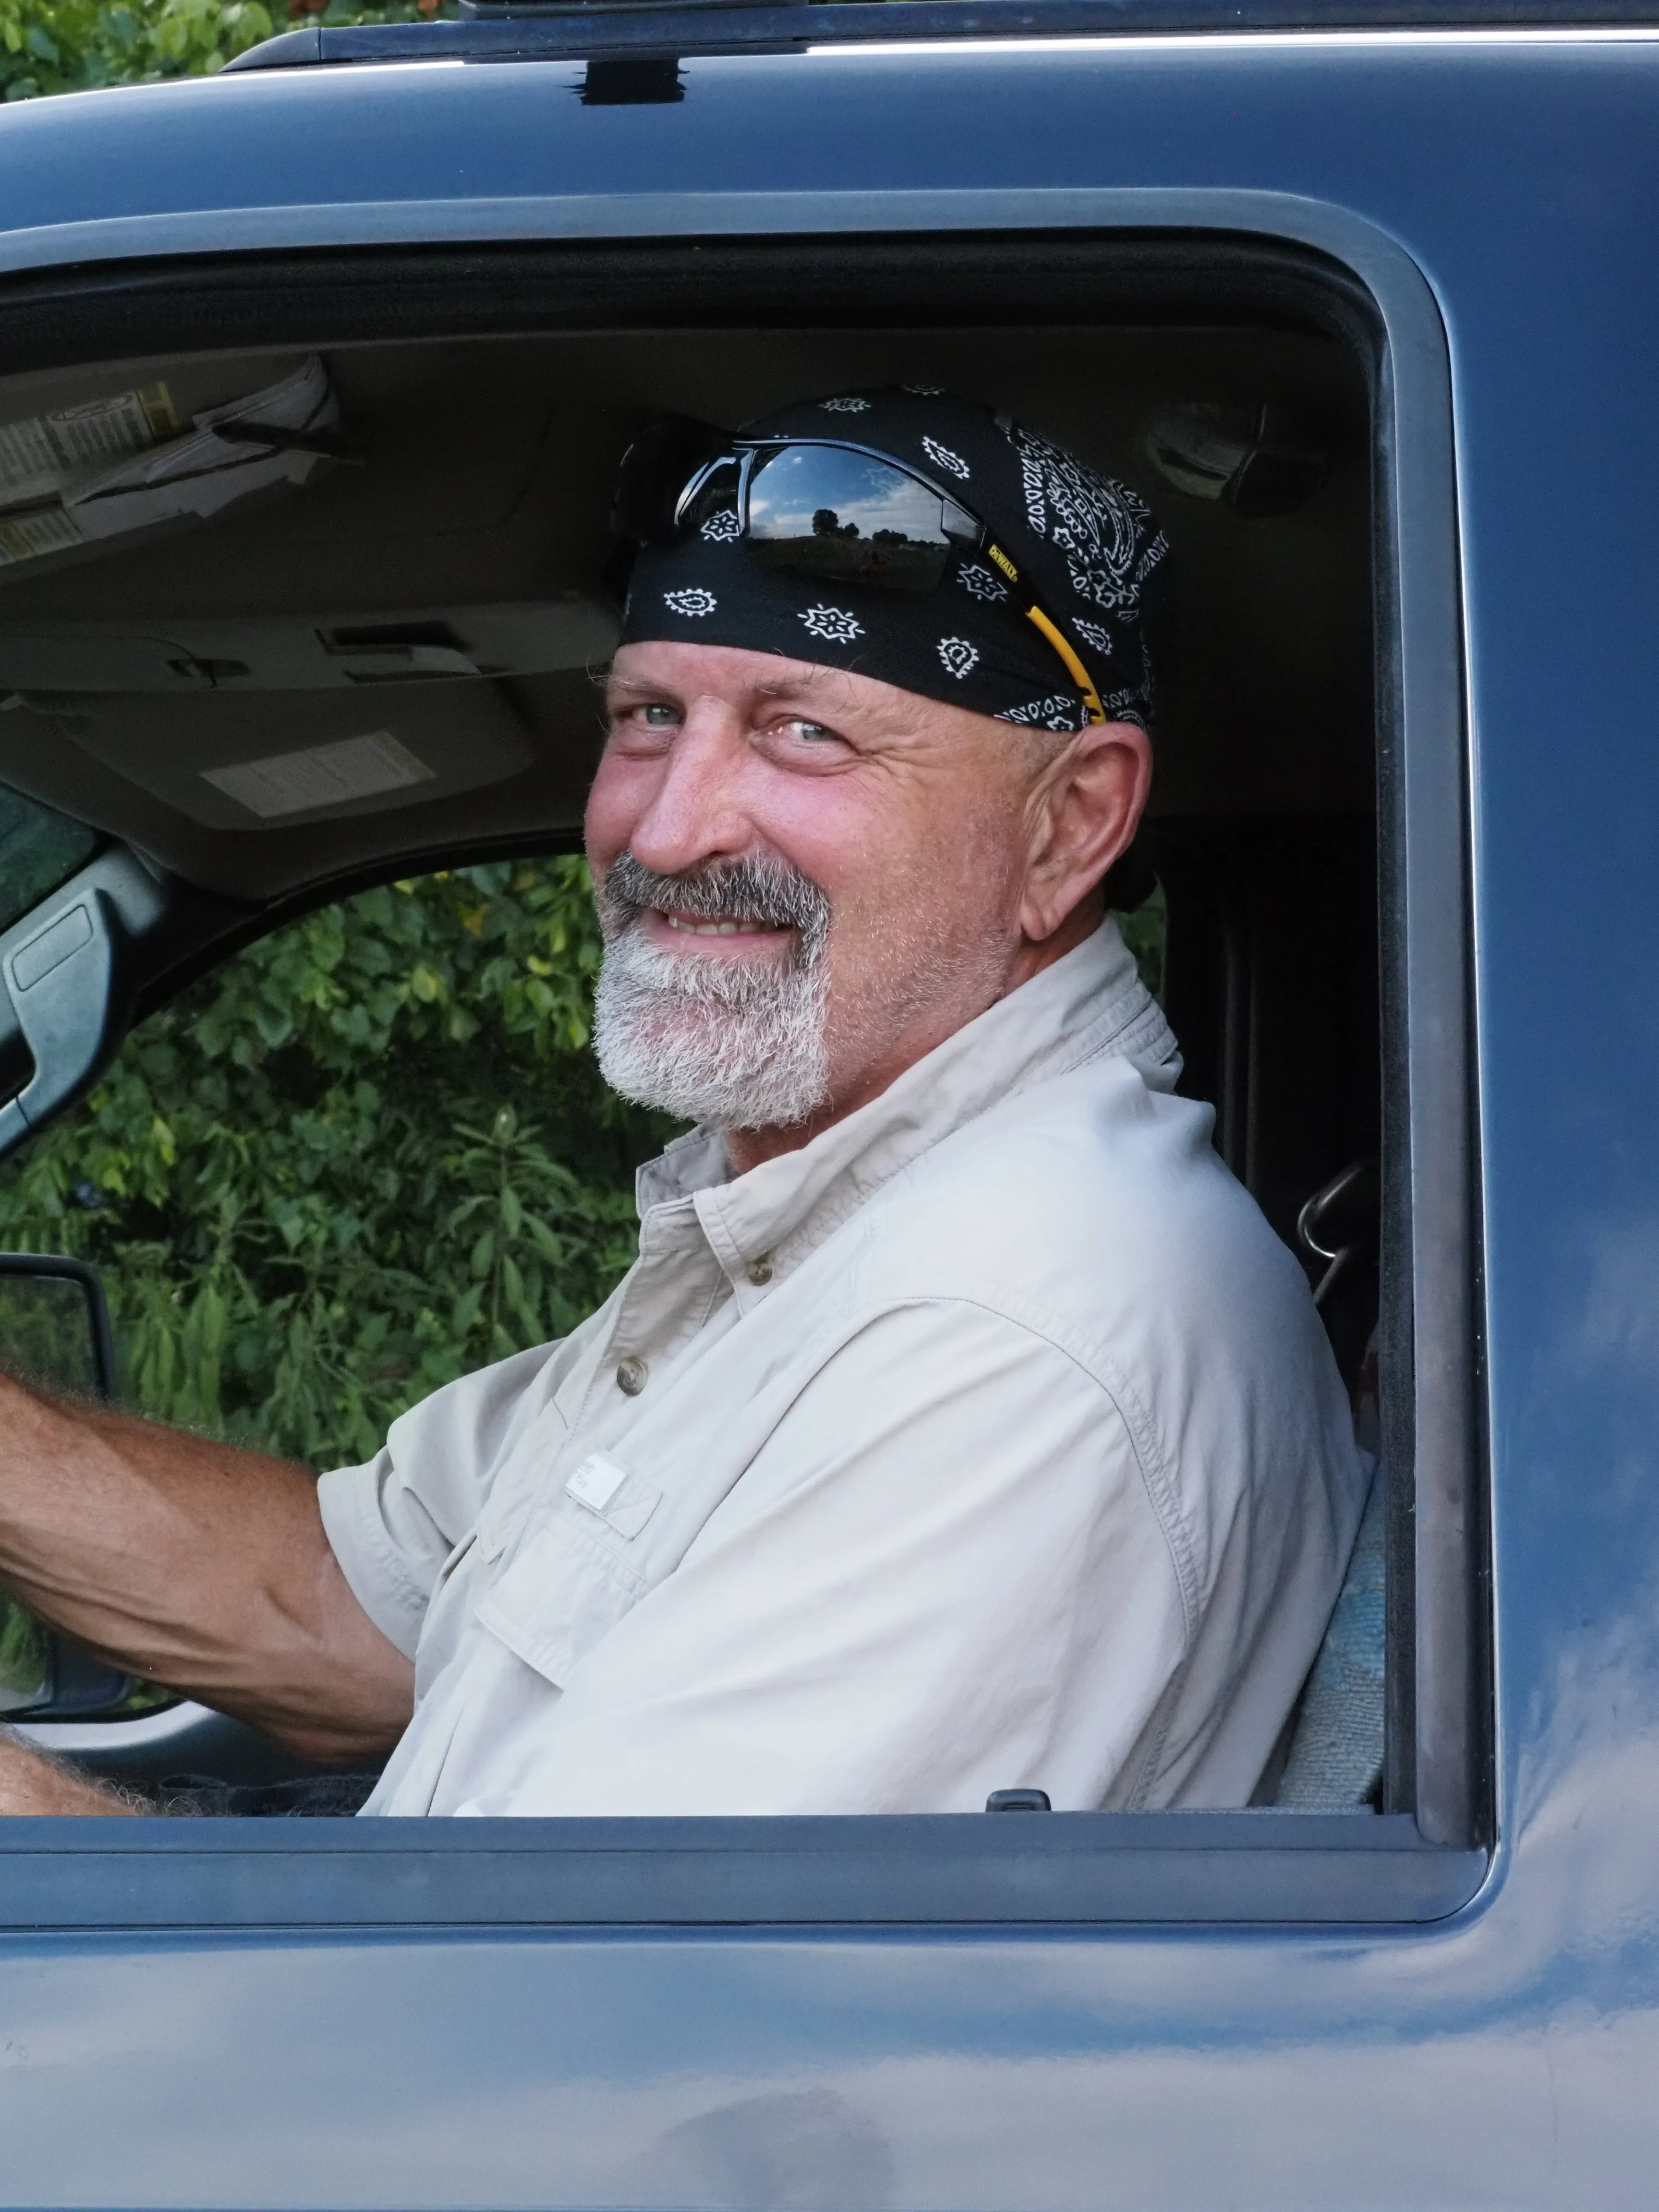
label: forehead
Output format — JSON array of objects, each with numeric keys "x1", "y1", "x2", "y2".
[{"x1": 608, "y1": 640, "x2": 875, "y2": 706}]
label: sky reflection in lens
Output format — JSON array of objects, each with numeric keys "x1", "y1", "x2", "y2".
[{"x1": 746, "y1": 447, "x2": 947, "y2": 548}]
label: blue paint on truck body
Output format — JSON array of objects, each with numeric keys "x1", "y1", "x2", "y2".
[{"x1": 0, "y1": 23, "x2": 1656, "y2": 2207}]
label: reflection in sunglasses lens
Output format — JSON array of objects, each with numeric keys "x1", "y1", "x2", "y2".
[{"x1": 745, "y1": 448, "x2": 953, "y2": 591}]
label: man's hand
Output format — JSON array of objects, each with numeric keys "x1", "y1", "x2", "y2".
[
  {"x1": 0, "y1": 1728, "x2": 137, "y2": 1815},
  {"x1": 0, "y1": 1375, "x2": 414, "y2": 1770}
]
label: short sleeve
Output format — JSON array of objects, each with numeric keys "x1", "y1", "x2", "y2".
[{"x1": 317, "y1": 1340, "x2": 558, "y2": 1662}]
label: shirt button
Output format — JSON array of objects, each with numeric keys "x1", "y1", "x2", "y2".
[
  {"x1": 745, "y1": 1255, "x2": 773, "y2": 1286},
  {"x1": 615, "y1": 1355, "x2": 649, "y2": 1396}
]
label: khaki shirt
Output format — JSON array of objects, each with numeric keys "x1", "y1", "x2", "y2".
[{"x1": 320, "y1": 921, "x2": 1367, "y2": 1816}]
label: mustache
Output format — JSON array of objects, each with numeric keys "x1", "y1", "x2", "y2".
[{"x1": 598, "y1": 852, "x2": 832, "y2": 965}]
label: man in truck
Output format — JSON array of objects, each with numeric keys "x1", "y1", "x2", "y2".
[{"x1": 0, "y1": 390, "x2": 1367, "y2": 1816}]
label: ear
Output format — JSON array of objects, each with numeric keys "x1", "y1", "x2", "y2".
[{"x1": 1017, "y1": 720, "x2": 1153, "y2": 944}]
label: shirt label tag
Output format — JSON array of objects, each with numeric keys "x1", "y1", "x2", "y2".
[{"x1": 565, "y1": 1453, "x2": 629, "y2": 1516}]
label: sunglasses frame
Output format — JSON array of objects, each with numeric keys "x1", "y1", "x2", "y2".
[{"x1": 655, "y1": 432, "x2": 1108, "y2": 726}]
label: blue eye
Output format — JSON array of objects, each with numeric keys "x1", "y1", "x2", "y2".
[
  {"x1": 792, "y1": 720, "x2": 838, "y2": 743},
  {"x1": 640, "y1": 703, "x2": 679, "y2": 727}
]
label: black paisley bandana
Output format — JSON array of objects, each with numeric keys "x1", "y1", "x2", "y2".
[{"x1": 618, "y1": 388, "x2": 1170, "y2": 735}]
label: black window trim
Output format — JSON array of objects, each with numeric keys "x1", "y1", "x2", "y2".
[{"x1": 0, "y1": 184, "x2": 1487, "y2": 1927}]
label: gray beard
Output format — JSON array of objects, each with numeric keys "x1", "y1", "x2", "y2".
[{"x1": 592, "y1": 854, "x2": 833, "y2": 1132}]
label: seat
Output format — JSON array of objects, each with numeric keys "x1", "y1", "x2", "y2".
[
  {"x1": 1256, "y1": 1157, "x2": 1386, "y2": 1809},
  {"x1": 1273, "y1": 1462, "x2": 1384, "y2": 1807}
]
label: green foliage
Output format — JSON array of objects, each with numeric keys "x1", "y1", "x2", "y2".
[
  {"x1": 1117, "y1": 879, "x2": 1166, "y2": 1006},
  {"x1": 0, "y1": 860, "x2": 668, "y2": 1468},
  {"x1": 0, "y1": 0, "x2": 449, "y2": 100},
  {"x1": 0, "y1": 1594, "x2": 47, "y2": 1704}
]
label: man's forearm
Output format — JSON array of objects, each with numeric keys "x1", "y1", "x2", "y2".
[{"x1": 0, "y1": 1377, "x2": 413, "y2": 1762}]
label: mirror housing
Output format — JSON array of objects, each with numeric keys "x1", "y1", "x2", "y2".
[
  {"x1": 0, "y1": 1252, "x2": 137, "y2": 1720},
  {"x1": 0, "y1": 1250, "x2": 114, "y2": 1397},
  {"x1": 0, "y1": 848, "x2": 170, "y2": 1170}
]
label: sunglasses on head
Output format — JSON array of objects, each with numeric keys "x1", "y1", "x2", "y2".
[{"x1": 614, "y1": 418, "x2": 1107, "y2": 725}]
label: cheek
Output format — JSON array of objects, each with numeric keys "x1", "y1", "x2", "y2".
[
  {"x1": 815, "y1": 788, "x2": 1026, "y2": 958},
  {"x1": 736, "y1": 772, "x2": 876, "y2": 903},
  {"x1": 869, "y1": 792, "x2": 1021, "y2": 916},
  {"x1": 583, "y1": 743, "x2": 652, "y2": 871}
]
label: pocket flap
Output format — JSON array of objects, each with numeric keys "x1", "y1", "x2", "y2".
[{"x1": 475, "y1": 1511, "x2": 648, "y2": 1689}]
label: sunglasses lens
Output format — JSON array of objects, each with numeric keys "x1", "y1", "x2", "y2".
[{"x1": 742, "y1": 446, "x2": 960, "y2": 592}]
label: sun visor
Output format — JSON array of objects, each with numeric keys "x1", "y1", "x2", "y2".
[
  {"x1": 0, "y1": 599, "x2": 619, "y2": 695},
  {"x1": 49, "y1": 678, "x2": 538, "y2": 830}
]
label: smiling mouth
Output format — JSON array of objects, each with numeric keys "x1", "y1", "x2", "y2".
[{"x1": 658, "y1": 911, "x2": 791, "y2": 940}]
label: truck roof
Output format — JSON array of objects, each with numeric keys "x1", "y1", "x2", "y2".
[{"x1": 225, "y1": 0, "x2": 1659, "y2": 75}]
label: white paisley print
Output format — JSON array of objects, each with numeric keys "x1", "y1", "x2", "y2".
[
  {"x1": 922, "y1": 436, "x2": 970, "y2": 481},
  {"x1": 998, "y1": 693, "x2": 1087, "y2": 733},
  {"x1": 819, "y1": 396, "x2": 872, "y2": 413},
  {"x1": 800, "y1": 604, "x2": 864, "y2": 644},
  {"x1": 699, "y1": 509, "x2": 741, "y2": 542},
  {"x1": 1007, "y1": 424, "x2": 1168, "y2": 615},
  {"x1": 937, "y1": 636, "x2": 980, "y2": 680},
  {"x1": 664, "y1": 588, "x2": 718, "y2": 618},
  {"x1": 958, "y1": 562, "x2": 1010, "y2": 603}
]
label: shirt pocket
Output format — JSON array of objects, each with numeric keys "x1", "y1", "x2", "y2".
[{"x1": 474, "y1": 1462, "x2": 663, "y2": 1689}]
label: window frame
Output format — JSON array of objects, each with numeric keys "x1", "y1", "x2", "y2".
[{"x1": 0, "y1": 192, "x2": 1486, "y2": 1927}]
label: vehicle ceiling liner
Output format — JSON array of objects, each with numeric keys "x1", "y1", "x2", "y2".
[{"x1": 0, "y1": 238, "x2": 1374, "y2": 952}]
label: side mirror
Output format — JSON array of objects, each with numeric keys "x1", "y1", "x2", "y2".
[{"x1": 0, "y1": 1253, "x2": 137, "y2": 1720}]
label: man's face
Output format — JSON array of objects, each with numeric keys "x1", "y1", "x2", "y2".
[{"x1": 585, "y1": 640, "x2": 1132, "y2": 1155}]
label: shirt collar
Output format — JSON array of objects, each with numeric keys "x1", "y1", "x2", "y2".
[{"x1": 634, "y1": 917, "x2": 1178, "y2": 1277}]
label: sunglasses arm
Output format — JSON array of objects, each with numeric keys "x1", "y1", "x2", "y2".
[{"x1": 1025, "y1": 604, "x2": 1108, "y2": 725}]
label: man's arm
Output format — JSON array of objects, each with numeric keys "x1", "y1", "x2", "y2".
[
  {"x1": 0, "y1": 1726, "x2": 142, "y2": 1813},
  {"x1": 0, "y1": 1374, "x2": 413, "y2": 1765}
]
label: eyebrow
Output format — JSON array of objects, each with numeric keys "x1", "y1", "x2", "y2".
[
  {"x1": 603, "y1": 667, "x2": 844, "y2": 710},
  {"x1": 602, "y1": 673, "x2": 659, "y2": 704}
]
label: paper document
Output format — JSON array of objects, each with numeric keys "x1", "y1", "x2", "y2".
[
  {"x1": 0, "y1": 382, "x2": 179, "y2": 506},
  {"x1": 201, "y1": 731, "x2": 434, "y2": 820},
  {"x1": 0, "y1": 358, "x2": 340, "y2": 571}
]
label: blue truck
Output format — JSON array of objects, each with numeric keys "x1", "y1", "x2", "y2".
[{"x1": 0, "y1": 0, "x2": 1647, "y2": 2201}]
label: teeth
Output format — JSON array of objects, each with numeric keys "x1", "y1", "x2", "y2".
[{"x1": 663, "y1": 914, "x2": 771, "y2": 937}]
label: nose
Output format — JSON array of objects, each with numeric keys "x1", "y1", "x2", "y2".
[{"x1": 623, "y1": 702, "x2": 757, "y2": 879}]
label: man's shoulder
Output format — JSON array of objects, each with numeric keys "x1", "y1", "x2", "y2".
[{"x1": 829, "y1": 1051, "x2": 1320, "y2": 1385}]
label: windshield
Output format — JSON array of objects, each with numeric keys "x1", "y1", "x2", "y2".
[{"x1": 0, "y1": 787, "x2": 97, "y2": 936}]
